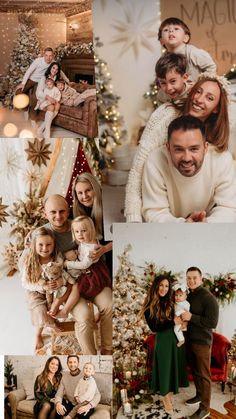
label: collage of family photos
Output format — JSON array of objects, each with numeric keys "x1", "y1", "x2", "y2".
[{"x1": 1, "y1": 1, "x2": 236, "y2": 419}]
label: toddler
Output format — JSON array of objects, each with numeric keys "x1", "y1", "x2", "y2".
[
  {"x1": 56, "y1": 79, "x2": 96, "y2": 107},
  {"x1": 155, "y1": 52, "x2": 193, "y2": 106},
  {"x1": 158, "y1": 17, "x2": 216, "y2": 83},
  {"x1": 35, "y1": 77, "x2": 61, "y2": 111},
  {"x1": 64, "y1": 363, "x2": 97, "y2": 419},
  {"x1": 173, "y1": 283, "x2": 190, "y2": 347},
  {"x1": 52, "y1": 215, "x2": 111, "y2": 320}
]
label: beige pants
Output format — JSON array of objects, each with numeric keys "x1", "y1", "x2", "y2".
[{"x1": 72, "y1": 287, "x2": 112, "y2": 354}]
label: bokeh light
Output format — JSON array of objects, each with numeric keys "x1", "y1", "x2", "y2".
[
  {"x1": 13, "y1": 94, "x2": 29, "y2": 109},
  {"x1": 19, "y1": 129, "x2": 34, "y2": 138},
  {"x1": 3, "y1": 123, "x2": 18, "y2": 137}
]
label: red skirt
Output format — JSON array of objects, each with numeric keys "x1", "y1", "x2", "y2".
[{"x1": 78, "y1": 259, "x2": 111, "y2": 300}]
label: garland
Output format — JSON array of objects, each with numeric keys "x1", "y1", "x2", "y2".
[{"x1": 54, "y1": 42, "x2": 94, "y2": 62}]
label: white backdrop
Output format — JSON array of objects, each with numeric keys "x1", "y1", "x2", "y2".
[{"x1": 113, "y1": 223, "x2": 236, "y2": 341}]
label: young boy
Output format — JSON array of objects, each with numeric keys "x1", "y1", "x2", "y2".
[
  {"x1": 158, "y1": 17, "x2": 216, "y2": 83},
  {"x1": 64, "y1": 362, "x2": 98, "y2": 419},
  {"x1": 155, "y1": 52, "x2": 192, "y2": 106},
  {"x1": 34, "y1": 77, "x2": 61, "y2": 111},
  {"x1": 56, "y1": 79, "x2": 96, "y2": 107}
]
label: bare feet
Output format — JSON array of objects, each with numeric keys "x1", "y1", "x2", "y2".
[
  {"x1": 163, "y1": 393, "x2": 173, "y2": 415},
  {"x1": 50, "y1": 307, "x2": 68, "y2": 320},
  {"x1": 177, "y1": 340, "x2": 185, "y2": 347},
  {"x1": 35, "y1": 334, "x2": 44, "y2": 351},
  {"x1": 47, "y1": 299, "x2": 62, "y2": 317}
]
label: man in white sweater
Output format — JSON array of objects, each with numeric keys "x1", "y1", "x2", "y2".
[
  {"x1": 142, "y1": 115, "x2": 236, "y2": 223},
  {"x1": 17, "y1": 47, "x2": 54, "y2": 123}
]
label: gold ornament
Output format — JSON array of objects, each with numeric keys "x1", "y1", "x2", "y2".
[
  {"x1": 25, "y1": 138, "x2": 52, "y2": 167},
  {"x1": 0, "y1": 197, "x2": 9, "y2": 227}
]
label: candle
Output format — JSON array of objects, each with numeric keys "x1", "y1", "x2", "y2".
[
  {"x1": 125, "y1": 371, "x2": 132, "y2": 380},
  {"x1": 120, "y1": 388, "x2": 128, "y2": 402},
  {"x1": 123, "y1": 401, "x2": 132, "y2": 414}
]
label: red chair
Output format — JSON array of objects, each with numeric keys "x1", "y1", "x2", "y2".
[{"x1": 143, "y1": 331, "x2": 231, "y2": 392}]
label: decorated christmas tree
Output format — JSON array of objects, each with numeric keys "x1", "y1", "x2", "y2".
[
  {"x1": 4, "y1": 13, "x2": 41, "y2": 104},
  {"x1": 94, "y1": 38, "x2": 127, "y2": 155},
  {"x1": 229, "y1": 329, "x2": 236, "y2": 361}
]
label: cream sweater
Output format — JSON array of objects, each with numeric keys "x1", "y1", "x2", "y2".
[
  {"x1": 142, "y1": 145, "x2": 236, "y2": 223},
  {"x1": 125, "y1": 103, "x2": 180, "y2": 222}
]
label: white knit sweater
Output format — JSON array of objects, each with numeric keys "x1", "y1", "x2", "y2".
[{"x1": 125, "y1": 103, "x2": 180, "y2": 222}]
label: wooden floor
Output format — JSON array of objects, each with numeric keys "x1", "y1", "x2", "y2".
[{"x1": 209, "y1": 400, "x2": 236, "y2": 418}]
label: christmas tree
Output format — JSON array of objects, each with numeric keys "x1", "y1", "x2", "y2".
[
  {"x1": 94, "y1": 38, "x2": 127, "y2": 155},
  {"x1": 4, "y1": 13, "x2": 41, "y2": 104},
  {"x1": 229, "y1": 329, "x2": 236, "y2": 361}
]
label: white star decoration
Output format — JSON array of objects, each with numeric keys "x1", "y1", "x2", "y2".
[
  {"x1": 0, "y1": 144, "x2": 22, "y2": 178},
  {"x1": 111, "y1": 5, "x2": 157, "y2": 59},
  {"x1": 99, "y1": 0, "x2": 122, "y2": 10}
]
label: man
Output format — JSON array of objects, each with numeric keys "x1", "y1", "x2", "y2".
[
  {"x1": 142, "y1": 115, "x2": 236, "y2": 222},
  {"x1": 55, "y1": 355, "x2": 100, "y2": 418},
  {"x1": 17, "y1": 47, "x2": 54, "y2": 124},
  {"x1": 38, "y1": 194, "x2": 112, "y2": 355},
  {"x1": 181, "y1": 267, "x2": 219, "y2": 419}
]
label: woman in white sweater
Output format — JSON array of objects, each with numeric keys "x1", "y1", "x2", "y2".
[{"x1": 125, "y1": 73, "x2": 230, "y2": 222}]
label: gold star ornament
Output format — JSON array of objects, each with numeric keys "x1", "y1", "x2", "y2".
[
  {"x1": 0, "y1": 197, "x2": 9, "y2": 227},
  {"x1": 25, "y1": 138, "x2": 52, "y2": 167}
]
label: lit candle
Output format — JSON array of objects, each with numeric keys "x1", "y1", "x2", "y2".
[
  {"x1": 125, "y1": 371, "x2": 132, "y2": 380},
  {"x1": 120, "y1": 388, "x2": 128, "y2": 402},
  {"x1": 123, "y1": 401, "x2": 133, "y2": 414}
]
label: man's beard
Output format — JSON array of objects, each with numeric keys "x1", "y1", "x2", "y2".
[{"x1": 70, "y1": 368, "x2": 80, "y2": 376}]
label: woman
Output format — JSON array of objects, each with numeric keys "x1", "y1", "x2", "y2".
[
  {"x1": 34, "y1": 356, "x2": 62, "y2": 419},
  {"x1": 125, "y1": 73, "x2": 230, "y2": 222},
  {"x1": 36, "y1": 62, "x2": 69, "y2": 138},
  {"x1": 140, "y1": 275, "x2": 188, "y2": 414},
  {"x1": 72, "y1": 172, "x2": 112, "y2": 274}
]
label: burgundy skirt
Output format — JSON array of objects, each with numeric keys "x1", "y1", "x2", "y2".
[{"x1": 78, "y1": 259, "x2": 111, "y2": 300}]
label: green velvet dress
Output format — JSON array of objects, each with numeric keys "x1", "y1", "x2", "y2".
[
  {"x1": 33, "y1": 375, "x2": 58, "y2": 417},
  {"x1": 145, "y1": 305, "x2": 189, "y2": 396}
]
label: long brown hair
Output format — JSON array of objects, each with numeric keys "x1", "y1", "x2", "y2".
[
  {"x1": 72, "y1": 172, "x2": 103, "y2": 239},
  {"x1": 140, "y1": 274, "x2": 174, "y2": 322},
  {"x1": 184, "y1": 76, "x2": 229, "y2": 152},
  {"x1": 24, "y1": 227, "x2": 58, "y2": 283},
  {"x1": 35, "y1": 356, "x2": 62, "y2": 393}
]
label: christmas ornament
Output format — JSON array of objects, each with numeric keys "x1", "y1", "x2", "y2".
[{"x1": 25, "y1": 138, "x2": 52, "y2": 167}]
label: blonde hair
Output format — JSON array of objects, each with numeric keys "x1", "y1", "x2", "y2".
[
  {"x1": 72, "y1": 173, "x2": 103, "y2": 239},
  {"x1": 71, "y1": 215, "x2": 97, "y2": 244},
  {"x1": 83, "y1": 362, "x2": 95, "y2": 371},
  {"x1": 24, "y1": 227, "x2": 57, "y2": 284}
]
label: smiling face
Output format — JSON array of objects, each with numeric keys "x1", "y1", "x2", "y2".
[
  {"x1": 175, "y1": 289, "x2": 187, "y2": 303},
  {"x1": 75, "y1": 181, "x2": 95, "y2": 208},
  {"x1": 158, "y1": 69, "x2": 188, "y2": 99},
  {"x1": 167, "y1": 128, "x2": 208, "y2": 177},
  {"x1": 188, "y1": 81, "x2": 220, "y2": 121},
  {"x1": 186, "y1": 270, "x2": 203, "y2": 290},
  {"x1": 44, "y1": 196, "x2": 69, "y2": 232},
  {"x1": 50, "y1": 64, "x2": 59, "y2": 77},
  {"x1": 83, "y1": 363, "x2": 95, "y2": 378},
  {"x1": 158, "y1": 279, "x2": 170, "y2": 297},
  {"x1": 44, "y1": 50, "x2": 54, "y2": 64},
  {"x1": 160, "y1": 24, "x2": 189, "y2": 51},
  {"x1": 46, "y1": 78, "x2": 54, "y2": 89},
  {"x1": 67, "y1": 356, "x2": 79, "y2": 373},
  {"x1": 48, "y1": 358, "x2": 59, "y2": 375},
  {"x1": 35, "y1": 235, "x2": 55, "y2": 262}
]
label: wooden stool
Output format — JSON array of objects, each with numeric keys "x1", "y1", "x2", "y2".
[{"x1": 51, "y1": 320, "x2": 82, "y2": 355}]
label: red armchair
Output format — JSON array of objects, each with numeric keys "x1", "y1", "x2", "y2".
[{"x1": 143, "y1": 332, "x2": 231, "y2": 392}]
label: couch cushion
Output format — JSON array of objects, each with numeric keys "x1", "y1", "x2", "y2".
[
  {"x1": 91, "y1": 404, "x2": 111, "y2": 419},
  {"x1": 94, "y1": 373, "x2": 112, "y2": 405},
  {"x1": 22, "y1": 379, "x2": 34, "y2": 401},
  {"x1": 18, "y1": 399, "x2": 36, "y2": 414}
]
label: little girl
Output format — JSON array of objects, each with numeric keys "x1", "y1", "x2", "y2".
[
  {"x1": 36, "y1": 77, "x2": 61, "y2": 138},
  {"x1": 52, "y1": 215, "x2": 111, "y2": 320},
  {"x1": 172, "y1": 283, "x2": 190, "y2": 347},
  {"x1": 19, "y1": 226, "x2": 72, "y2": 351}
]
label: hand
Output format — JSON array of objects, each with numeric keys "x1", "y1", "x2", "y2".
[
  {"x1": 181, "y1": 311, "x2": 192, "y2": 321},
  {"x1": 46, "y1": 95, "x2": 56, "y2": 104},
  {"x1": 56, "y1": 403, "x2": 67, "y2": 415},
  {"x1": 174, "y1": 315, "x2": 182, "y2": 325},
  {"x1": 77, "y1": 404, "x2": 90, "y2": 414},
  {"x1": 186, "y1": 211, "x2": 207, "y2": 223},
  {"x1": 44, "y1": 277, "x2": 63, "y2": 291},
  {"x1": 90, "y1": 244, "x2": 104, "y2": 261},
  {"x1": 17, "y1": 82, "x2": 24, "y2": 91}
]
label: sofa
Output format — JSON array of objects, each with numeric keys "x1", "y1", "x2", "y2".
[
  {"x1": 35, "y1": 82, "x2": 98, "y2": 139},
  {"x1": 143, "y1": 331, "x2": 231, "y2": 392},
  {"x1": 8, "y1": 372, "x2": 111, "y2": 419}
]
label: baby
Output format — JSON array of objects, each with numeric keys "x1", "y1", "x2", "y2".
[
  {"x1": 158, "y1": 17, "x2": 216, "y2": 84},
  {"x1": 34, "y1": 77, "x2": 61, "y2": 110},
  {"x1": 64, "y1": 363, "x2": 98, "y2": 419},
  {"x1": 173, "y1": 283, "x2": 190, "y2": 347},
  {"x1": 56, "y1": 79, "x2": 96, "y2": 107}
]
